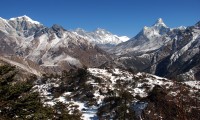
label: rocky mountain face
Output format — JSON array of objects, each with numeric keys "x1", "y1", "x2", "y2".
[
  {"x1": 73, "y1": 28, "x2": 129, "y2": 50},
  {"x1": 110, "y1": 18, "x2": 200, "y2": 81},
  {"x1": 0, "y1": 16, "x2": 111, "y2": 74}
]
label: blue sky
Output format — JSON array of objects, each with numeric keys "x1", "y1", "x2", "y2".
[{"x1": 0, "y1": 0, "x2": 199, "y2": 37}]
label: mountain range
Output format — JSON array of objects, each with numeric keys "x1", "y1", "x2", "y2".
[
  {"x1": 0, "y1": 15, "x2": 200, "y2": 120},
  {"x1": 1, "y1": 16, "x2": 200, "y2": 81},
  {"x1": 0, "y1": 15, "x2": 111, "y2": 73}
]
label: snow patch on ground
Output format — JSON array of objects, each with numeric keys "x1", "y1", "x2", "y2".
[
  {"x1": 33, "y1": 68, "x2": 193, "y2": 120},
  {"x1": 184, "y1": 81, "x2": 200, "y2": 89}
]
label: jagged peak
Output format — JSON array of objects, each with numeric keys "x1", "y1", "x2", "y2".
[
  {"x1": 9, "y1": 15, "x2": 40, "y2": 24},
  {"x1": 153, "y1": 18, "x2": 167, "y2": 27}
]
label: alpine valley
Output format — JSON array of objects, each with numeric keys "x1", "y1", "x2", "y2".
[{"x1": 0, "y1": 16, "x2": 199, "y2": 120}]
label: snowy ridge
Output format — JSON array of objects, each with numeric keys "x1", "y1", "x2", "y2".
[
  {"x1": 171, "y1": 26, "x2": 186, "y2": 30},
  {"x1": 73, "y1": 28, "x2": 129, "y2": 45},
  {"x1": 9, "y1": 15, "x2": 40, "y2": 24}
]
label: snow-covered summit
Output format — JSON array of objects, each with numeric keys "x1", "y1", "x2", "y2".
[
  {"x1": 9, "y1": 15, "x2": 40, "y2": 25},
  {"x1": 141, "y1": 18, "x2": 170, "y2": 37},
  {"x1": 153, "y1": 18, "x2": 167, "y2": 27}
]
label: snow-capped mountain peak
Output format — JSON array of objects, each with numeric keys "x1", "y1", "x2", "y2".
[
  {"x1": 141, "y1": 18, "x2": 170, "y2": 36},
  {"x1": 140, "y1": 18, "x2": 169, "y2": 36},
  {"x1": 73, "y1": 28, "x2": 129, "y2": 46},
  {"x1": 153, "y1": 18, "x2": 167, "y2": 27},
  {"x1": 9, "y1": 15, "x2": 40, "y2": 25}
]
